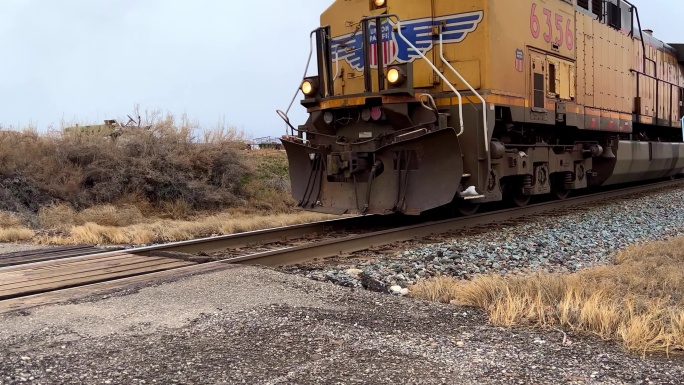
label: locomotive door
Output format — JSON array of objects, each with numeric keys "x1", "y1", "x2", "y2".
[{"x1": 529, "y1": 51, "x2": 547, "y2": 111}]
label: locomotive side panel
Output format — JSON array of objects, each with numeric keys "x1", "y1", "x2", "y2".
[
  {"x1": 632, "y1": 33, "x2": 683, "y2": 128},
  {"x1": 482, "y1": 0, "x2": 682, "y2": 133},
  {"x1": 486, "y1": 0, "x2": 577, "y2": 106},
  {"x1": 576, "y1": 17, "x2": 591, "y2": 108},
  {"x1": 659, "y1": 50, "x2": 683, "y2": 127},
  {"x1": 433, "y1": 0, "x2": 489, "y2": 93},
  {"x1": 593, "y1": 17, "x2": 633, "y2": 130}
]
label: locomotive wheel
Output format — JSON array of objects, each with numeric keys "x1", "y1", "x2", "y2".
[
  {"x1": 452, "y1": 200, "x2": 480, "y2": 216},
  {"x1": 550, "y1": 174, "x2": 571, "y2": 200},
  {"x1": 506, "y1": 185, "x2": 530, "y2": 207},
  {"x1": 511, "y1": 193, "x2": 531, "y2": 207},
  {"x1": 552, "y1": 185, "x2": 571, "y2": 200},
  {"x1": 501, "y1": 180, "x2": 530, "y2": 207}
]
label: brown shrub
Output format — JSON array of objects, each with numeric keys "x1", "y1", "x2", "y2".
[
  {"x1": 0, "y1": 111, "x2": 295, "y2": 217},
  {"x1": 76, "y1": 205, "x2": 144, "y2": 227},
  {"x1": 38, "y1": 204, "x2": 77, "y2": 230}
]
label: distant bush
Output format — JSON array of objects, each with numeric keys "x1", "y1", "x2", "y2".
[{"x1": 0, "y1": 110, "x2": 295, "y2": 221}]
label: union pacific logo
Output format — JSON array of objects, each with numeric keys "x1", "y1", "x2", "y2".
[{"x1": 332, "y1": 11, "x2": 484, "y2": 71}]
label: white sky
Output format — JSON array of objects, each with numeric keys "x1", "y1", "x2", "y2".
[{"x1": 0, "y1": 0, "x2": 680, "y2": 138}]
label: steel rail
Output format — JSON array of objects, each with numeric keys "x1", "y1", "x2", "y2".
[
  {"x1": 0, "y1": 215, "x2": 377, "y2": 271},
  {"x1": 224, "y1": 179, "x2": 684, "y2": 267}
]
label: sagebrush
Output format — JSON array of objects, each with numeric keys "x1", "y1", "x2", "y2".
[{"x1": 0, "y1": 111, "x2": 296, "y2": 220}]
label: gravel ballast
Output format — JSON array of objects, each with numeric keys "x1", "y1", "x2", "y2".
[
  {"x1": 283, "y1": 186, "x2": 684, "y2": 293},
  {"x1": 1, "y1": 265, "x2": 683, "y2": 384}
]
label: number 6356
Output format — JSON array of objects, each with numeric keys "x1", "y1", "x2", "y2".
[{"x1": 530, "y1": 3, "x2": 574, "y2": 51}]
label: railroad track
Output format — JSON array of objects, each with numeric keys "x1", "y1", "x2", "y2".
[
  {"x1": 0, "y1": 215, "x2": 411, "y2": 302},
  {"x1": 1, "y1": 178, "x2": 683, "y2": 313}
]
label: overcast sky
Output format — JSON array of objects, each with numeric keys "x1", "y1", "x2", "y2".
[{"x1": 0, "y1": 0, "x2": 680, "y2": 139}]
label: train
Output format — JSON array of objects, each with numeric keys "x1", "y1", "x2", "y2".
[{"x1": 277, "y1": 0, "x2": 684, "y2": 216}]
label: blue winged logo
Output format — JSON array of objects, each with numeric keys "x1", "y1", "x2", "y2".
[{"x1": 332, "y1": 10, "x2": 484, "y2": 72}]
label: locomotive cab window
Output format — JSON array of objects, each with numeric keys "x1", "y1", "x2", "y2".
[
  {"x1": 577, "y1": 0, "x2": 589, "y2": 10},
  {"x1": 592, "y1": 0, "x2": 603, "y2": 21},
  {"x1": 607, "y1": 2, "x2": 621, "y2": 29},
  {"x1": 534, "y1": 73, "x2": 545, "y2": 108}
]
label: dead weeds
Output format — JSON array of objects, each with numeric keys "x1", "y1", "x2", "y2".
[
  {"x1": 31, "y1": 210, "x2": 334, "y2": 246},
  {"x1": 0, "y1": 227, "x2": 35, "y2": 242},
  {"x1": 410, "y1": 237, "x2": 684, "y2": 356}
]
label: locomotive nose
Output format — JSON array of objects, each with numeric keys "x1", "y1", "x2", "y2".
[{"x1": 281, "y1": 128, "x2": 465, "y2": 215}]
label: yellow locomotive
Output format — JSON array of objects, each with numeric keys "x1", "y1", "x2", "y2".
[{"x1": 277, "y1": 0, "x2": 684, "y2": 215}]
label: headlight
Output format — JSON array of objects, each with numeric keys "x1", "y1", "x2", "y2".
[
  {"x1": 374, "y1": 0, "x2": 386, "y2": 7},
  {"x1": 387, "y1": 68, "x2": 400, "y2": 83},
  {"x1": 301, "y1": 78, "x2": 318, "y2": 97},
  {"x1": 387, "y1": 67, "x2": 406, "y2": 86}
]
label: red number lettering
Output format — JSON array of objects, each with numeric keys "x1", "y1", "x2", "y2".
[
  {"x1": 531, "y1": 2, "x2": 575, "y2": 49},
  {"x1": 555, "y1": 14, "x2": 564, "y2": 46},
  {"x1": 566, "y1": 19, "x2": 574, "y2": 50},
  {"x1": 530, "y1": 3, "x2": 540, "y2": 38},
  {"x1": 543, "y1": 8, "x2": 552, "y2": 43}
]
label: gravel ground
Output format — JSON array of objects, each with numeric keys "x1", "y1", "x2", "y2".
[
  {"x1": 1, "y1": 265, "x2": 683, "y2": 384},
  {"x1": 283, "y1": 186, "x2": 684, "y2": 294}
]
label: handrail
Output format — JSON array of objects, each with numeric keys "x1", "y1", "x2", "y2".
[
  {"x1": 438, "y1": 29, "x2": 489, "y2": 152},
  {"x1": 390, "y1": 16, "x2": 465, "y2": 137},
  {"x1": 280, "y1": 28, "x2": 319, "y2": 135},
  {"x1": 332, "y1": 48, "x2": 339, "y2": 81}
]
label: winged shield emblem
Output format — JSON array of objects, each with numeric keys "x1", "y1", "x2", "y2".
[{"x1": 332, "y1": 10, "x2": 484, "y2": 72}]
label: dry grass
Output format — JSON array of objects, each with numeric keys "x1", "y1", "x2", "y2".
[
  {"x1": 33, "y1": 210, "x2": 335, "y2": 246},
  {"x1": 37, "y1": 204, "x2": 145, "y2": 231},
  {"x1": 0, "y1": 211, "x2": 34, "y2": 242},
  {"x1": 0, "y1": 227, "x2": 35, "y2": 242},
  {"x1": 410, "y1": 237, "x2": 684, "y2": 356},
  {"x1": 0, "y1": 109, "x2": 315, "y2": 247}
]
